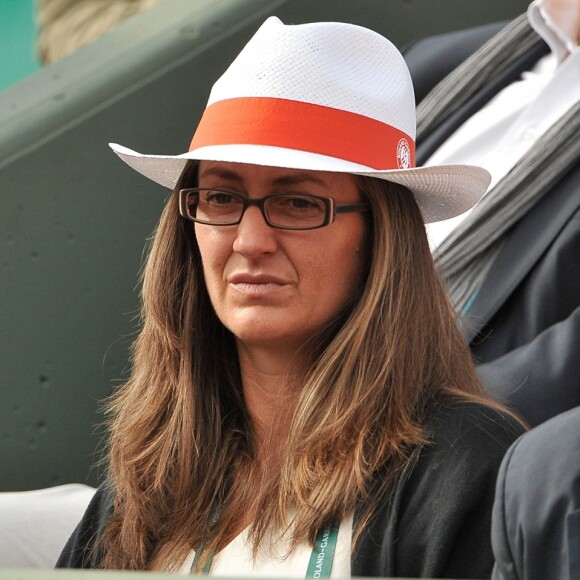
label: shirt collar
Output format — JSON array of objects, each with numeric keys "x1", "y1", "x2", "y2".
[{"x1": 528, "y1": 0, "x2": 579, "y2": 64}]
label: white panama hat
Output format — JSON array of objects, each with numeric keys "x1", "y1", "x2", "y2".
[{"x1": 110, "y1": 17, "x2": 490, "y2": 223}]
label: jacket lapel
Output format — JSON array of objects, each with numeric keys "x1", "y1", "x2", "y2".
[{"x1": 463, "y1": 166, "x2": 580, "y2": 342}]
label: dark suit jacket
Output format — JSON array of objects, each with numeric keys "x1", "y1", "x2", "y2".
[
  {"x1": 403, "y1": 24, "x2": 580, "y2": 427},
  {"x1": 491, "y1": 406, "x2": 580, "y2": 579}
]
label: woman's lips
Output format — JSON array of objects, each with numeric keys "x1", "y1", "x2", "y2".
[
  {"x1": 228, "y1": 274, "x2": 289, "y2": 295},
  {"x1": 230, "y1": 282, "x2": 286, "y2": 294}
]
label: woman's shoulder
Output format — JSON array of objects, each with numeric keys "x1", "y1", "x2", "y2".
[
  {"x1": 56, "y1": 479, "x2": 115, "y2": 568},
  {"x1": 425, "y1": 397, "x2": 526, "y2": 456},
  {"x1": 354, "y1": 399, "x2": 525, "y2": 578},
  {"x1": 392, "y1": 399, "x2": 523, "y2": 577},
  {"x1": 408, "y1": 398, "x2": 525, "y2": 488}
]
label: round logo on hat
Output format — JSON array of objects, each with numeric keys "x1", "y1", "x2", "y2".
[{"x1": 396, "y1": 138, "x2": 411, "y2": 169}]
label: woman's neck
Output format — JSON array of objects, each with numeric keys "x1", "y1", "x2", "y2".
[{"x1": 236, "y1": 341, "x2": 305, "y2": 463}]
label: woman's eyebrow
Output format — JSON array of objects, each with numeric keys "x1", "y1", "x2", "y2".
[
  {"x1": 271, "y1": 173, "x2": 329, "y2": 188},
  {"x1": 198, "y1": 167, "x2": 242, "y2": 182},
  {"x1": 199, "y1": 168, "x2": 330, "y2": 189}
]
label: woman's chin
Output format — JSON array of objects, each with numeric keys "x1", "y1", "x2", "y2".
[{"x1": 230, "y1": 322, "x2": 312, "y2": 354}]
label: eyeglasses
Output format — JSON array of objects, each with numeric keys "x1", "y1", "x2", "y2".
[{"x1": 179, "y1": 188, "x2": 369, "y2": 230}]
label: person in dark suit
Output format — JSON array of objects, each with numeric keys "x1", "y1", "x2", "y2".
[
  {"x1": 403, "y1": 0, "x2": 580, "y2": 427},
  {"x1": 491, "y1": 406, "x2": 580, "y2": 579}
]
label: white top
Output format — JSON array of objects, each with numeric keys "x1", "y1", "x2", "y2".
[
  {"x1": 425, "y1": 0, "x2": 580, "y2": 248},
  {"x1": 179, "y1": 515, "x2": 353, "y2": 577}
]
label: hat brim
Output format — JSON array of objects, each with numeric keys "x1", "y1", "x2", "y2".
[{"x1": 109, "y1": 143, "x2": 490, "y2": 224}]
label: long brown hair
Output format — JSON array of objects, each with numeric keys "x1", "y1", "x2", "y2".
[{"x1": 100, "y1": 164, "x2": 504, "y2": 570}]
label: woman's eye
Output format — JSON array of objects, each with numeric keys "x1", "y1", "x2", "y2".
[
  {"x1": 277, "y1": 195, "x2": 324, "y2": 212},
  {"x1": 206, "y1": 192, "x2": 237, "y2": 205},
  {"x1": 288, "y1": 197, "x2": 316, "y2": 209}
]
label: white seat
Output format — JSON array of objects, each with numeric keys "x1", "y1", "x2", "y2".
[{"x1": 0, "y1": 484, "x2": 95, "y2": 568}]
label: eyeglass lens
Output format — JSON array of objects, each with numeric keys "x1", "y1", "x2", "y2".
[{"x1": 186, "y1": 189, "x2": 329, "y2": 228}]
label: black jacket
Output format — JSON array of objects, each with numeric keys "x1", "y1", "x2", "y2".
[{"x1": 58, "y1": 400, "x2": 523, "y2": 578}]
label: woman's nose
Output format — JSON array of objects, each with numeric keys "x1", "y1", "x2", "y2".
[{"x1": 232, "y1": 206, "x2": 278, "y2": 257}]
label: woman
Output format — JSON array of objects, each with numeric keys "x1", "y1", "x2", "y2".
[{"x1": 58, "y1": 17, "x2": 524, "y2": 578}]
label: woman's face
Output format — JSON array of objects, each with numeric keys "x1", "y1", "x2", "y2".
[{"x1": 194, "y1": 161, "x2": 367, "y2": 353}]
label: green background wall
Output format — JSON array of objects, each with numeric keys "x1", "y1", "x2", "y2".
[
  {"x1": 0, "y1": 0, "x2": 530, "y2": 491},
  {"x1": 0, "y1": 0, "x2": 41, "y2": 92}
]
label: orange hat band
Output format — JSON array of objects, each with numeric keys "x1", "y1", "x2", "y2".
[{"x1": 189, "y1": 97, "x2": 415, "y2": 171}]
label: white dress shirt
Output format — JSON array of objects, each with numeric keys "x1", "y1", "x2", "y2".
[{"x1": 425, "y1": 0, "x2": 580, "y2": 248}]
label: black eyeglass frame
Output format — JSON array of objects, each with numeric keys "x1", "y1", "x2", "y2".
[{"x1": 178, "y1": 188, "x2": 369, "y2": 231}]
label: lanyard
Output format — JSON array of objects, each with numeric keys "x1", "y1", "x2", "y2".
[
  {"x1": 190, "y1": 523, "x2": 339, "y2": 577},
  {"x1": 306, "y1": 523, "x2": 340, "y2": 578}
]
